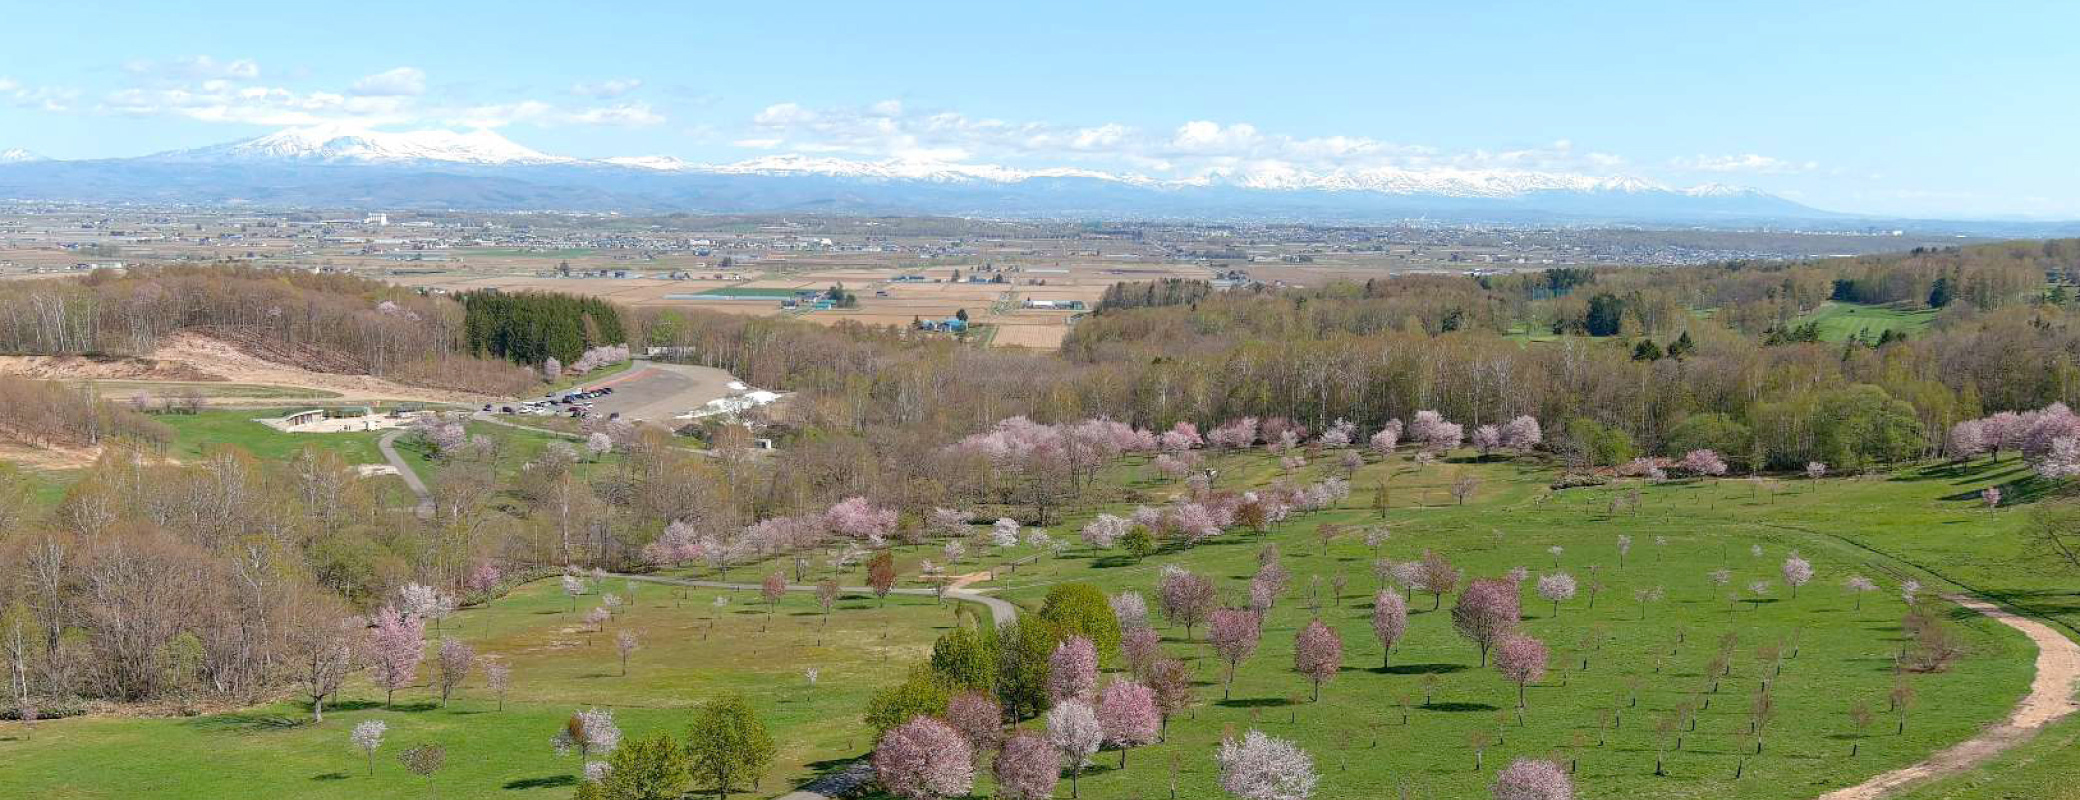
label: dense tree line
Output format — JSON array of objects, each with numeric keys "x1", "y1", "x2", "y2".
[
  {"x1": 461, "y1": 291, "x2": 627, "y2": 367},
  {"x1": 1096, "y1": 278, "x2": 1214, "y2": 312},
  {"x1": 0, "y1": 265, "x2": 535, "y2": 394}
]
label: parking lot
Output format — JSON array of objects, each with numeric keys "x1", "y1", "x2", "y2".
[{"x1": 482, "y1": 360, "x2": 750, "y2": 424}]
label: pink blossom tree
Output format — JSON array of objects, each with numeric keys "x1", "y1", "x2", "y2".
[
  {"x1": 369, "y1": 607, "x2": 425, "y2": 708},
  {"x1": 1217, "y1": 730, "x2": 1318, "y2": 800},
  {"x1": 1209, "y1": 417, "x2": 1261, "y2": 450},
  {"x1": 1947, "y1": 419, "x2": 1988, "y2": 460},
  {"x1": 1372, "y1": 589, "x2": 1407, "y2": 668},
  {"x1": 946, "y1": 691, "x2": 1004, "y2": 754},
  {"x1": 1535, "y1": 573, "x2": 1576, "y2": 618},
  {"x1": 436, "y1": 638, "x2": 474, "y2": 706},
  {"x1": 1083, "y1": 514, "x2": 1129, "y2": 549},
  {"x1": 1209, "y1": 608, "x2": 1262, "y2": 699},
  {"x1": 1318, "y1": 418, "x2": 1357, "y2": 448},
  {"x1": 1452, "y1": 578, "x2": 1520, "y2": 667},
  {"x1": 1097, "y1": 679, "x2": 1161, "y2": 767},
  {"x1": 1122, "y1": 626, "x2": 1162, "y2": 677},
  {"x1": 1677, "y1": 449, "x2": 1728, "y2": 477},
  {"x1": 1416, "y1": 551, "x2": 1462, "y2": 610},
  {"x1": 1159, "y1": 421, "x2": 1204, "y2": 452},
  {"x1": 874, "y1": 716, "x2": 974, "y2": 800},
  {"x1": 1472, "y1": 425, "x2": 1503, "y2": 457},
  {"x1": 1158, "y1": 568, "x2": 1218, "y2": 640},
  {"x1": 1370, "y1": 420, "x2": 1404, "y2": 458},
  {"x1": 1782, "y1": 555, "x2": 1814, "y2": 598},
  {"x1": 1048, "y1": 636, "x2": 1100, "y2": 704},
  {"x1": 1111, "y1": 590, "x2": 1150, "y2": 631},
  {"x1": 826, "y1": 496, "x2": 898, "y2": 544},
  {"x1": 1047, "y1": 700, "x2": 1103, "y2": 798},
  {"x1": 614, "y1": 631, "x2": 639, "y2": 675},
  {"x1": 992, "y1": 733, "x2": 1061, "y2": 800},
  {"x1": 1983, "y1": 486, "x2": 2004, "y2": 510},
  {"x1": 1491, "y1": 757, "x2": 1572, "y2": 800},
  {"x1": 1493, "y1": 634, "x2": 1548, "y2": 710},
  {"x1": 761, "y1": 572, "x2": 787, "y2": 630},
  {"x1": 1293, "y1": 620, "x2": 1343, "y2": 701},
  {"x1": 1500, "y1": 416, "x2": 1543, "y2": 453},
  {"x1": 1410, "y1": 410, "x2": 1464, "y2": 453}
]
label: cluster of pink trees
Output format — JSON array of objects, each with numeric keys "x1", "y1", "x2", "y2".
[
  {"x1": 1948, "y1": 403, "x2": 2080, "y2": 478},
  {"x1": 564, "y1": 343, "x2": 631, "y2": 375},
  {"x1": 1471, "y1": 416, "x2": 1544, "y2": 457}
]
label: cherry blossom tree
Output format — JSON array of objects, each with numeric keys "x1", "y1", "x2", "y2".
[
  {"x1": 1410, "y1": 410, "x2": 1464, "y2": 453},
  {"x1": 541, "y1": 356, "x2": 563, "y2": 382},
  {"x1": 1209, "y1": 608, "x2": 1262, "y2": 700},
  {"x1": 1083, "y1": 514, "x2": 1129, "y2": 549},
  {"x1": 992, "y1": 733, "x2": 1061, "y2": 800},
  {"x1": 1293, "y1": 620, "x2": 1343, "y2": 701},
  {"x1": 288, "y1": 609, "x2": 359, "y2": 723},
  {"x1": 562, "y1": 574, "x2": 586, "y2": 612},
  {"x1": 874, "y1": 716, "x2": 974, "y2": 800},
  {"x1": 1845, "y1": 575, "x2": 1878, "y2": 610},
  {"x1": 826, "y1": 496, "x2": 898, "y2": 544},
  {"x1": 947, "y1": 691, "x2": 1004, "y2": 754},
  {"x1": 1452, "y1": 578, "x2": 1520, "y2": 667},
  {"x1": 1158, "y1": 568, "x2": 1217, "y2": 640},
  {"x1": 1319, "y1": 418, "x2": 1358, "y2": 448},
  {"x1": 1217, "y1": 730, "x2": 1318, "y2": 800},
  {"x1": 1370, "y1": 421, "x2": 1404, "y2": 458},
  {"x1": 585, "y1": 606, "x2": 611, "y2": 632},
  {"x1": 1536, "y1": 573, "x2": 1576, "y2": 618},
  {"x1": 1500, "y1": 416, "x2": 1543, "y2": 452},
  {"x1": 761, "y1": 572, "x2": 787, "y2": 629},
  {"x1": 398, "y1": 583, "x2": 457, "y2": 632},
  {"x1": 1494, "y1": 634, "x2": 1549, "y2": 710},
  {"x1": 1048, "y1": 636, "x2": 1100, "y2": 704},
  {"x1": 1491, "y1": 757, "x2": 1572, "y2": 800},
  {"x1": 615, "y1": 631, "x2": 639, "y2": 676},
  {"x1": 1159, "y1": 421, "x2": 1204, "y2": 452},
  {"x1": 369, "y1": 607, "x2": 425, "y2": 708},
  {"x1": 554, "y1": 707, "x2": 623, "y2": 758},
  {"x1": 1416, "y1": 551, "x2": 1462, "y2": 609},
  {"x1": 1372, "y1": 589, "x2": 1408, "y2": 668},
  {"x1": 1097, "y1": 679, "x2": 1161, "y2": 767},
  {"x1": 1947, "y1": 419, "x2": 1988, "y2": 460},
  {"x1": 1983, "y1": 486, "x2": 2004, "y2": 510},
  {"x1": 991, "y1": 518, "x2": 1022, "y2": 548},
  {"x1": 1472, "y1": 425, "x2": 1504, "y2": 457},
  {"x1": 351, "y1": 719, "x2": 387, "y2": 775},
  {"x1": 1677, "y1": 449, "x2": 1728, "y2": 477},
  {"x1": 1123, "y1": 626, "x2": 1163, "y2": 677},
  {"x1": 485, "y1": 662, "x2": 511, "y2": 711},
  {"x1": 1147, "y1": 656, "x2": 1196, "y2": 735},
  {"x1": 1047, "y1": 700, "x2": 1103, "y2": 798},
  {"x1": 1110, "y1": 590, "x2": 1149, "y2": 631},
  {"x1": 436, "y1": 638, "x2": 474, "y2": 706},
  {"x1": 1806, "y1": 461, "x2": 1828, "y2": 481},
  {"x1": 1209, "y1": 417, "x2": 1261, "y2": 450},
  {"x1": 1782, "y1": 555, "x2": 1814, "y2": 598},
  {"x1": 585, "y1": 431, "x2": 613, "y2": 461}
]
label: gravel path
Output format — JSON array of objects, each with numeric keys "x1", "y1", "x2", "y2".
[
  {"x1": 376, "y1": 429, "x2": 433, "y2": 518},
  {"x1": 1816, "y1": 594, "x2": 2080, "y2": 799}
]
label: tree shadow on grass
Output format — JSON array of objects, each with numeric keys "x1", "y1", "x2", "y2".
[
  {"x1": 185, "y1": 712, "x2": 307, "y2": 732},
  {"x1": 1375, "y1": 663, "x2": 1466, "y2": 676},
  {"x1": 1216, "y1": 697, "x2": 1295, "y2": 709},
  {"x1": 504, "y1": 775, "x2": 576, "y2": 790},
  {"x1": 311, "y1": 773, "x2": 349, "y2": 781},
  {"x1": 1089, "y1": 556, "x2": 1141, "y2": 569},
  {"x1": 1422, "y1": 701, "x2": 1498, "y2": 713}
]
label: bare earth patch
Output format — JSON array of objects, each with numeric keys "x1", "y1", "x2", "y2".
[{"x1": 148, "y1": 332, "x2": 492, "y2": 404}]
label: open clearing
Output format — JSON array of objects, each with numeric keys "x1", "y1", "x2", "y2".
[{"x1": 5, "y1": 448, "x2": 2055, "y2": 800}]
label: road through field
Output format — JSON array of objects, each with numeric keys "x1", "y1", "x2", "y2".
[
  {"x1": 1815, "y1": 594, "x2": 2080, "y2": 800},
  {"x1": 376, "y1": 429, "x2": 434, "y2": 518}
]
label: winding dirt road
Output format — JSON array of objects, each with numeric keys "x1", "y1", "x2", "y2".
[{"x1": 1816, "y1": 594, "x2": 2080, "y2": 799}]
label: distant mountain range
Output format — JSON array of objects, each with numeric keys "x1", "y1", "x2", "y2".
[{"x1": 0, "y1": 125, "x2": 1940, "y2": 226}]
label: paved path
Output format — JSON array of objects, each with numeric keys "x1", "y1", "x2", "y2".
[
  {"x1": 1815, "y1": 593, "x2": 2080, "y2": 799},
  {"x1": 376, "y1": 429, "x2": 433, "y2": 518}
]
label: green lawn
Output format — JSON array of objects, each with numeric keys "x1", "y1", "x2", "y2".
[
  {"x1": 0, "y1": 579, "x2": 959, "y2": 799},
  {"x1": 155, "y1": 409, "x2": 389, "y2": 465},
  {"x1": 1793, "y1": 301, "x2": 1939, "y2": 342},
  {"x1": 4, "y1": 448, "x2": 2060, "y2": 800}
]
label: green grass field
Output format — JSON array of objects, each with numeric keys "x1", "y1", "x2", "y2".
[
  {"x1": 0, "y1": 579, "x2": 957, "y2": 798},
  {"x1": 1793, "y1": 301, "x2": 1939, "y2": 342},
  {"x1": 4, "y1": 447, "x2": 2065, "y2": 799},
  {"x1": 155, "y1": 409, "x2": 390, "y2": 465}
]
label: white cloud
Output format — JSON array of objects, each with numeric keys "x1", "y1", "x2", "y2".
[
  {"x1": 571, "y1": 78, "x2": 642, "y2": 99},
  {"x1": 124, "y1": 55, "x2": 260, "y2": 81},
  {"x1": 104, "y1": 83, "x2": 412, "y2": 126},
  {"x1": 349, "y1": 67, "x2": 426, "y2": 97},
  {"x1": 566, "y1": 103, "x2": 664, "y2": 127},
  {"x1": 1669, "y1": 153, "x2": 1818, "y2": 174},
  {"x1": 0, "y1": 77, "x2": 17, "y2": 92}
]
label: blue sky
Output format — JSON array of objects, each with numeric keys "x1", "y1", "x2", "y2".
[{"x1": 2, "y1": 0, "x2": 2075, "y2": 218}]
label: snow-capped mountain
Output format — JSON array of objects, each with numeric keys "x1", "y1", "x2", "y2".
[
  {"x1": 0, "y1": 148, "x2": 45, "y2": 163},
  {"x1": 0, "y1": 125, "x2": 1840, "y2": 224},
  {"x1": 148, "y1": 125, "x2": 574, "y2": 166}
]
